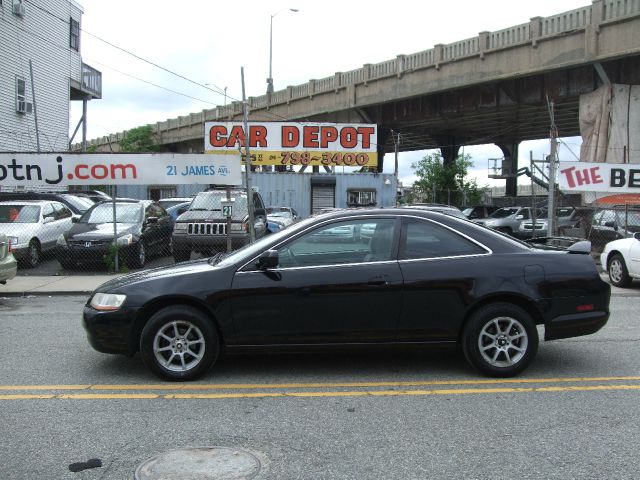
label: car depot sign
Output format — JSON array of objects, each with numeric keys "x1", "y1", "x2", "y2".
[
  {"x1": 559, "y1": 161, "x2": 640, "y2": 193},
  {"x1": 205, "y1": 122, "x2": 378, "y2": 168},
  {"x1": 0, "y1": 153, "x2": 242, "y2": 187}
]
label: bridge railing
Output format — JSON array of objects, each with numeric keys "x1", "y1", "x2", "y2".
[{"x1": 86, "y1": 0, "x2": 640, "y2": 149}]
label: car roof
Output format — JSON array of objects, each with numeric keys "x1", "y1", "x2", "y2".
[{"x1": 0, "y1": 200, "x2": 55, "y2": 206}]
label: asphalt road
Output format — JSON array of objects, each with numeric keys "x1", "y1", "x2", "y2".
[{"x1": 0, "y1": 295, "x2": 639, "y2": 479}]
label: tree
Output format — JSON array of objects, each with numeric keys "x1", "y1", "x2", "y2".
[
  {"x1": 411, "y1": 152, "x2": 487, "y2": 206},
  {"x1": 119, "y1": 125, "x2": 158, "y2": 152}
]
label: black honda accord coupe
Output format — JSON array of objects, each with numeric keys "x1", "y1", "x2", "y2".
[{"x1": 83, "y1": 208, "x2": 610, "y2": 381}]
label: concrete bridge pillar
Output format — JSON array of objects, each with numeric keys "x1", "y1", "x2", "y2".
[
  {"x1": 436, "y1": 137, "x2": 461, "y2": 169},
  {"x1": 496, "y1": 142, "x2": 520, "y2": 197}
]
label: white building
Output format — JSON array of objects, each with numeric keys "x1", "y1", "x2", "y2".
[{"x1": 0, "y1": 0, "x2": 100, "y2": 153}]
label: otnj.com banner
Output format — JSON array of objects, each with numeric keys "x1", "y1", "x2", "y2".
[{"x1": 0, "y1": 153, "x2": 242, "y2": 187}]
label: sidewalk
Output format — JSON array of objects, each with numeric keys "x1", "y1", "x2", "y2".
[{"x1": 1, "y1": 274, "x2": 118, "y2": 296}]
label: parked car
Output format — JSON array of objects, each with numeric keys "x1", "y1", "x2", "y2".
[
  {"x1": 473, "y1": 206, "x2": 540, "y2": 236},
  {"x1": 462, "y1": 205, "x2": 499, "y2": 220},
  {"x1": 601, "y1": 232, "x2": 640, "y2": 287},
  {"x1": 171, "y1": 189, "x2": 267, "y2": 262},
  {"x1": 56, "y1": 200, "x2": 173, "y2": 270},
  {"x1": 588, "y1": 207, "x2": 640, "y2": 252},
  {"x1": 83, "y1": 207, "x2": 610, "y2": 381},
  {"x1": 266, "y1": 206, "x2": 300, "y2": 220},
  {"x1": 158, "y1": 197, "x2": 194, "y2": 210},
  {"x1": 0, "y1": 191, "x2": 94, "y2": 217},
  {"x1": 60, "y1": 189, "x2": 112, "y2": 204},
  {"x1": 0, "y1": 200, "x2": 74, "y2": 267},
  {"x1": 267, "y1": 210, "x2": 298, "y2": 229},
  {"x1": 518, "y1": 207, "x2": 582, "y2": 239},
  {"x1": 0, "y1": 233, "x2": 17, "y2": 284},
  {"x1": 166, "y1": 201, "x2": 191, "y2": 222}
]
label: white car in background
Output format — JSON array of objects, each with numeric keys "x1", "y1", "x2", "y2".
[
  {"x1": 601, "y1": 233, "x2": 640, "y2": 287},
  {"x1": 0, "y1": 200, "x2": 74, "y2": 268},
  {"x1": 0, "y1": 233, "x2": 17, "y2": 284}
]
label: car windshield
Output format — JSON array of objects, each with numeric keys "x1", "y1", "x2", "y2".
[
  {"x1": 269, "y1": 211, "x2": 293, "y2": 219},
  {"x1": 0, "y1": 204, "x2": 40, "y2": 223},
  {"x1": 59, "y1": 194, "x2": 94, "y2": 212},
  {"x1": 489, "y1": 207, "x2": 520, "y2": 218},
  {"x1": 189, "y1": 193, "x2": 248, "y2": 219},
  {"x1": 80, "y1": 203, "x2": 142, "y2": 224}
]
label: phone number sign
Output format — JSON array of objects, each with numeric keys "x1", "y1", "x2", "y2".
[{"x1": 205, "y1": 122, "x2": 378, "y2": 167}]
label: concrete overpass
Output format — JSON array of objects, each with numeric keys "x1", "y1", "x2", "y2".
[{"x1": 87, "y1": 0, "x2": 640, "y2": 195}]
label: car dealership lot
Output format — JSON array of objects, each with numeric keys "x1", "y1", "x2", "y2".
[{"x1": 1, "y1": 294, "x2": 640, "y2": 479}]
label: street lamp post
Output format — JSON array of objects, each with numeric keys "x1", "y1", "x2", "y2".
[{"x1": 267, "y1": 8, "x2": 298, "y2": 97}]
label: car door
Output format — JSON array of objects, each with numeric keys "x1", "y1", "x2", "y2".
[
  {"x1": 396, "y1": 216, "x2": 491, "y2": 342},
  {"x1": 230, "y1": 217, "x2": 403, "y2": 344},
  {"x1": 39, "y1": 202, "x2": 62, "y2": 250}
]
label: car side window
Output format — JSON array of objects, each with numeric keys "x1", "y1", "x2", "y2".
[
  {"x1": 53, "y1": 203, "x2": 72, "y2": 219},
  {"x1": 276, "y1": 218, "x2": 395, "y2": 268},
  {"x1": 400, "y1": 218, "x2": 486, "y2": 260},
  {"x1": 42, "y1": 203, "x2": 55, "y2": 221}
]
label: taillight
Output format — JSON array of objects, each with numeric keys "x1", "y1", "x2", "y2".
[{"x1": 577, "y1": 304, "x2": 594, "y2": 312}]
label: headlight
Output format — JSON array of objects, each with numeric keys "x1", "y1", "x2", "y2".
[
  {"x1": 90, "y1": 292, "x2": 127, "y2": 311},
  {"x1": 56, "y1": 234, "x2": 67, "y2": 246},
  {"x1": 173, "y1": 223, "x2": 187, "y2": 233},
  {"x1": 116, "y1": 234, "x2": 133, "y2": 246}
]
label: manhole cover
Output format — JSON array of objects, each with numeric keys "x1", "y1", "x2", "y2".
[{"x1": 135, "y1": 447, "x2": 262, "y2": 480}]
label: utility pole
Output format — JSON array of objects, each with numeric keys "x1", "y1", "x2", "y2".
[
  {"x1": 393, "y1": 131, "x2": 400, "y2": 206},
  {"x1": 241, "y1": 67, "x2": 256, "y2": 242},
  {"x1": 547, "y1": 98, "x2": 558, "y2": 237}
]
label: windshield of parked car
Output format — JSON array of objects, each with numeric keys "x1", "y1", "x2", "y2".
[
  {"x1": 80, "y1": 203, "x2": 143, "y2": 224},
  {"x1": 59, "y1": 194, "x2": 94, "y2": 212},
  {"x1": 0, "y1": 204, "x2": 40, "y2": 223},
  {"x1": 489, "y1": 207, "x2": 520, "y2": 218},
  {"x1": 189, "y1": 193, "x2": 247, "y2": 214}
]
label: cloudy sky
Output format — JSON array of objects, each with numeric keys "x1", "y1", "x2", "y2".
[{"x1": 71, "y1": 0, "x2": 587, "y2": 186}]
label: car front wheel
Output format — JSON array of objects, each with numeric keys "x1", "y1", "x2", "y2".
[
  {"x1": 608, "y1": 254, "x2": 632, "y2": 288},
  {"x1": 462, "y1": 303, "x2": 538, "y2": 377},
  {"x1": 128, "y1": 241, "x2": 146, "y2": 269},
  {"x1": 140, "y1": 306, "x2": 219, "y2": 381}
]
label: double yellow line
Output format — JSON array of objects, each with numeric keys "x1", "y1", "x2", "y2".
[{"x1": 1, "y1": 376, "x2": 640, "y2": 400}]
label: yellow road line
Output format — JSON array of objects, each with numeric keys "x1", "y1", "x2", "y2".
[
  {"x1": 2, "y1": 375, "x2": 640, "y2": 392},
  {"x1": 1, "y1": 384, "x2": 639, "y2": 400}
]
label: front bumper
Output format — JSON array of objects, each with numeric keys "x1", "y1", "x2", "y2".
[
  {"x1": 83, "y1": 304, "x2": 140, "y2": 354},
  {"x1": 172, "y1": 232, "x2": 250, "y2": 252},
  {"x1": 57, "y1": 243, "x2": 137, "y2": 267}
]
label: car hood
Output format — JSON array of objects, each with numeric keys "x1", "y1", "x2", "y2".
[
  {"x1": 95, "y1": 258, "x2": 215, "y2": 292},
  {"x1": 177, "y1": 210, "x2": 246, "y2": 222},
  {"x1": 66, "y1": 222, "x2": 140, "y2": 241}
]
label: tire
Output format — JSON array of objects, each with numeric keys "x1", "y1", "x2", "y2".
[
  {"x1": 461, "y1": 303, "x2": 538, "y2": 377},
  {"x1": 173, "y1": 249, "x2": 190, "y2": 263},
  {"x1": 140, "y1": 306, "x2": 219, "y2": 381},
  {"x1": 23, "y1": 239, "x2": 41, "y2": 268},
  {"x1": 608, "y1": 254, "x2": 632, "y2": 288},
  {"x1": 128, "y1": 241, "x2": 146, "y2": 269}
]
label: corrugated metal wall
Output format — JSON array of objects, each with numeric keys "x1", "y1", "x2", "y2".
[{"x1": 116, "y1": 172, "x2": 398, "y2": 218}]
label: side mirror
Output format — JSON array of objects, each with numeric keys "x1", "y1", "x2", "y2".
[
  {"x1": 515, "y1": 215, "x2": 524, "y2": 220},
  {"x1": 72, "y1": 217, "x2": 79, "y2": 223},
  {"x1": 635, "y1": 232, "x2": 640, "y2": 241},
  {"x1": 604, "y1": 221, "x2": 616, "y2": 228},
  {"x1": 256, "y1": 249, "x2": 279, "y2": 270}
]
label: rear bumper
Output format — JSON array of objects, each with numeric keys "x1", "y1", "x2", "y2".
[{"x1": 545, "y1": 310, "x2": 609, "y2": 341}]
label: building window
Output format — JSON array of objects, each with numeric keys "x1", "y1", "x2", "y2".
[
  {"x1": 347, "y1": 189, "x2": 377, "y2": 207},
  {"x1": 15, "y1": 76, "x2": 32, "y2": 114},
  {"x1": 70, "y1": 18, "x2": 80, "y2": 51}
]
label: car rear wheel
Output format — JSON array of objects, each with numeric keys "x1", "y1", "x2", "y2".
[
  {"x1": 608, "y1": 254, "x2": 632, "y2": 288},
  {"x1": 23, "y1": 239, "x2": 41, "y2": 268},
  {"x1": 140, "y1": 306, "x2": 219, "y2": 381},
  {"x1": 462, "y1": 303, "x2": 538, "y2": 377}
]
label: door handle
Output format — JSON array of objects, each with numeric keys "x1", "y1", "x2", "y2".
[{"x1": 368, "y1": 277, "x2": 388, "y2": 286}]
